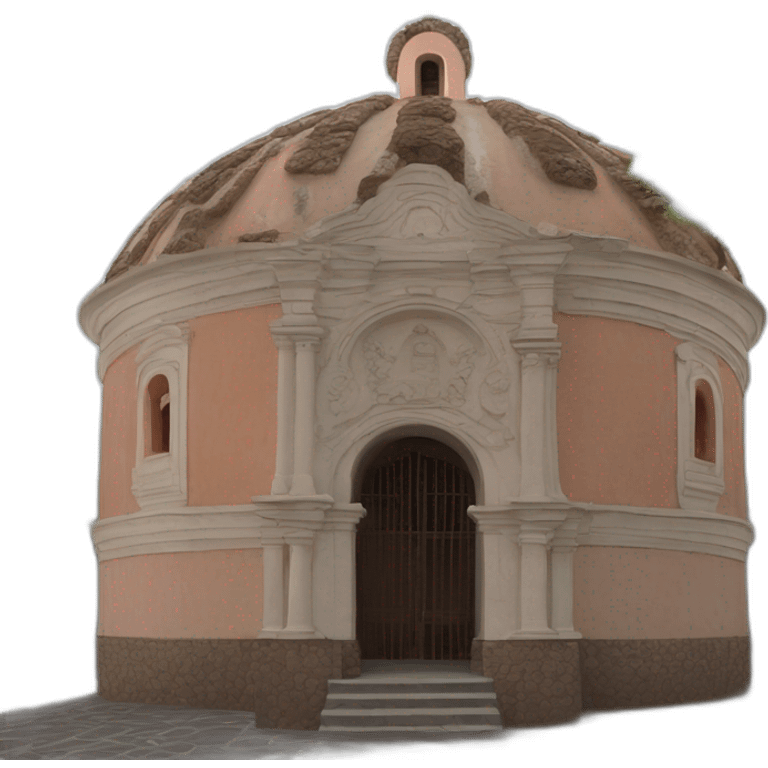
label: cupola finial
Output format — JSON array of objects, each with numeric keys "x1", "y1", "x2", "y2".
[{"x1": 386, "y1": 17, "x2": 471, "y2": 99}]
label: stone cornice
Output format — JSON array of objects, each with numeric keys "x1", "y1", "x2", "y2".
[
  {"x1": 78, "y1": 235, "x2": 766, "y2": 390},
  {"x1": 555, "y1": 244, "x2": 764, "y2": 390},
  {"x1": 91, "y1": 502, "x2": 754, "y2": 563}
]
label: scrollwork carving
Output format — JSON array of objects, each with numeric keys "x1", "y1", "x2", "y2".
[
  {"x1": 521, "y1": 352, "x2": 540, "y2": 369},
  {"x1": 480, "y1": 368, "x2": 511, "y2": 416},
  {"x1": 446, "y1": 343, "x2": 475, "y2": 405},
  {"x1": 363, "y1": 340, "x2": 395, "y2": 390},
  {"x1": 520, "y1": 350, "x2": 560, "y2": 369},
  {"x1": 327, "y1": 367, "x2": 358, "y2": 415}
]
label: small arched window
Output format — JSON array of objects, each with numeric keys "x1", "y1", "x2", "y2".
[
  {"x1": 694, "y1": 379, "x2": 716, "y2": 462},
  {"x1": 147, "y1": 374, "x2": 170, "y2": 454},
  {"x1": 420, "y1": 59, "x2": 440, "y2": 95}
]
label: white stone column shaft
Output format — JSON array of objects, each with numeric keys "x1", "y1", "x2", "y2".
[
  {"x1": 468, "y1": 506, "x2": 521, "y2": 640},
  {"x1": 285, "y1": 539, "x2": 315, "y2": 632},
  {"x1": 476, "y1": 528, "x2": 519, "y2": 638},
  {"x1": 270, "y1": 338, "x2": 294, "y2": 495},
  {"x1": 519, "y1": 530, "x2": 551, "y2": 633},
  {"x1": 260, "y1": 542, "x2": 286, "y2": 631},
  {"x1": 290, "y1": 340, "x2": 318, "y2": 496},
  {"x1": 520, "y1": 352, "x2": 548, "y2": 497},
  {"x1": 551, "y1": 545, "x2": 576, "y2": 633},
  {"x1": 314, "y1": 505, "x2": 367, "y2": 639}
]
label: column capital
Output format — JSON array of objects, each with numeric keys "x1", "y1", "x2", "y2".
[
  {"x1": 467, "y1": 505, "x2": 520, "y2": 533},
  {"x1": 294, "y1": 336, "x2": 322, "y2": 350},
  {"x1": 551, "y1": 513, "x2": 582, "y2": 550},
  {"x1": 511, "y1": 339, "x2": 561, "y2": 361},
  {"x1": 270, "y1": 322, "x2": 324, "y2": 345},
  {"x1": 251, "y1": 495, "x2": 334, "y2": 530},
  {"x1": 518, "y1": 527, "x2": 553, "y2": 546},
  {"x1": 324, "y1": 504, "x2": 367, "y2": 532},
  {"x1": 270, "y1": 334, "x2": 295, "y2": 351}
]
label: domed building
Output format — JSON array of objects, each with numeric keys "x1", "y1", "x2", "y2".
[{"x1": 80, "y1": 17, "x2": 762, "y2": 729}]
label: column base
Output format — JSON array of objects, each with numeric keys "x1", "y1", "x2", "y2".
[
  {"x1": 289, "y1": 474, "x2": 316, "y2": 496},
  {"x1": 270, "y1": 476, "x2": 291, "y2": 495},
  {"x1": 511, "y1": 628, "x2": 560, "y2": 639},
  {"x1": 258, "y1": 629, "x2": 325, "y2": 639}
]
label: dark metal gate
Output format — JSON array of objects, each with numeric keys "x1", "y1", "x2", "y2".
[{"x1": 355, "y1": 438, "x2": 476, "y2": 660}]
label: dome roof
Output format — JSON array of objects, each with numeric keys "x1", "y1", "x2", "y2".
[{"x1": 105, "y1": 17, "x2": 741, "y2": 283}]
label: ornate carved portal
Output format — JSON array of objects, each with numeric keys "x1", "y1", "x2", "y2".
[{"x1": 355, "y1": 438, "x2": 476, "y2": 660}]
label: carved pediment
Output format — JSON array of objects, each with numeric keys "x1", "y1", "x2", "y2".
[{"x1": 302, "y1": 164, "x2": 545, "y2": 248}]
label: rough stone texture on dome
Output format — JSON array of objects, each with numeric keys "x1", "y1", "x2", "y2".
[
  {"x1": 284, "y1": 95, "x2": 395, "y2": 175},
  {"x1": 481, "y1": 99, "x2": 598, "y2": 191},
  {"x1": 386, "y1": 17, "x2": 472, "y2": 81},
  {"x1": 104, "y1": 107, "x2": 335, "y2": 281},
  {"x1": 103, "y1": 89, "x2": 742, "y2": 283},
  {"x1": 356, "y1": 96, "x2": 465, "y2": 201}
]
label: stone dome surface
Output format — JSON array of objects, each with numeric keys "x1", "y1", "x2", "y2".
[{"x1": 105, "y1": 17, "x2": 740, "y2": 283}]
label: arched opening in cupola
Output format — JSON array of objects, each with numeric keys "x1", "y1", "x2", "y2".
[{"x1": 418, "y1": 56, "x2": 443, "y2": 95}]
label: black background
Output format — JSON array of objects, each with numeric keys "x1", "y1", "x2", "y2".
[{"x1": 7, "y1": 6, "x2": 768, "y2": 749}]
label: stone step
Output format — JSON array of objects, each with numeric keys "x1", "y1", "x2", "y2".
[
  {"x1": 327, "y1": 679, "x2": 495, "y2": 695},
  {"x1": 319, "y1": 707, "x2": 504, "y2": 729},
  {"x1": 323, "y1": 692, "x2": 498, "y2": 709},
  {"x1": 319, "y1": 725, "x2": 503, "y2": 742}
]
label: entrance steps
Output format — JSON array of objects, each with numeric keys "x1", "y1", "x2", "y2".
[{"x1": 319, "y1": 661, "x2": 503, "y2": 732}]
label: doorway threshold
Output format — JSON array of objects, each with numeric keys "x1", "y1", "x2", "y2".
[{"x1": 360, "y1": 660, "x2": 473, "y2": 679}]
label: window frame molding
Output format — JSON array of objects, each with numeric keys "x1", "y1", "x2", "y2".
[
  {"x1": 416, "y1": 53, "x2": 444, "y2": 96},
  {"x1": 675, "y1": 341, "x2": 725, "y2": 512},
  {"x1": 131, "y1": 324, "x2": 189, "y2": 510}
]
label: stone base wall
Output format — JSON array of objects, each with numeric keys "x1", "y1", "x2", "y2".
[
  {"x1": 98, "y1": 635, "x2": 748, "y2": 729},
  {"x1": 252, "y1": 640, "x2": 361, "y2": 730},
  {"x1": 470, "y1": 636, "x2": 750, "y2": 726},
  {"x1": 471, "y1": 639, "x2": 582, "y2": 725},
  {"x1": 98, "y1": 636, "x2": 360, "y2": 728},
  {"x1": 579, "y1": 637, "x2": 750, "y2": 710}
]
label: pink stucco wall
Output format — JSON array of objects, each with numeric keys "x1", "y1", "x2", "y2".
[
  {"x1": 98, "y1": 550, "x2": 263, "y2": 637},
  {"x1": 187, "y1": 304, "x2": 281, "y2": 506},
  {"x1": 556, "y1": 314, "x2": 678, "y2": 507},
  {"x1": 99, "y1": 348, "x2": 140, "y2": 519},
  {"x1": 717, "y1": 359, "x2": 747, "y2": 518},
  {"x1": 573, "y1": 547, "x2": 748, "y2": 638}
]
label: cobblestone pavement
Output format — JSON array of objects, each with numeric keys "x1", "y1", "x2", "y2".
[{"x1": 0, "y1": 694, "x2": 506, "y2": 759}]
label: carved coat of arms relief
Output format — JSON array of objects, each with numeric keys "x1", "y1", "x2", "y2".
[
  {"x1": 318, "y1": 315, "x2": 517, "y2": 449},
  {"x1": 363, "y1": 323, "x2": 474, "y2": 406}
]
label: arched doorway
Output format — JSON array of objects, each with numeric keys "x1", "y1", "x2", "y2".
[{"x1": 355, "y1": 437, "x2": 476, "y2": 660}]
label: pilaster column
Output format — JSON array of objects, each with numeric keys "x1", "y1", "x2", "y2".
[
  {"x1": 550, "y1": 517, "x2": 582, "y2": 638},
  {"x1": 284, "y1": 536, "x2": 315, "y2": 633},
  {"x1": 252, "y1": 496, "x2": 331, "y2": 640},
  {"x1": 270, "y1": 334, "x2": 295, "y2": 495},
  {"x1": 510, "y1": 266, "x2": 565, "y2": 501},
  {"x1": 550, "y1": 545, "x2": 576, "y2": 635},
  {"x1": 314, "y1": 504, "x2": 367, "y2": 639},
  {"x1": 290, "y1": 335, "x2": 322, "y2": 496},
  {"x1": 516, "y1": 347, "x2": 560, "y2": 498},
  {"x1": 468, "y1": 506, "x2": 519, "y2": 639},
  {"x1": 260, "y1": 539, "x2": 286, "y2": 633},
  {"x1": 518, "y1": 525, "x2": 556, "y2": 635}
]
